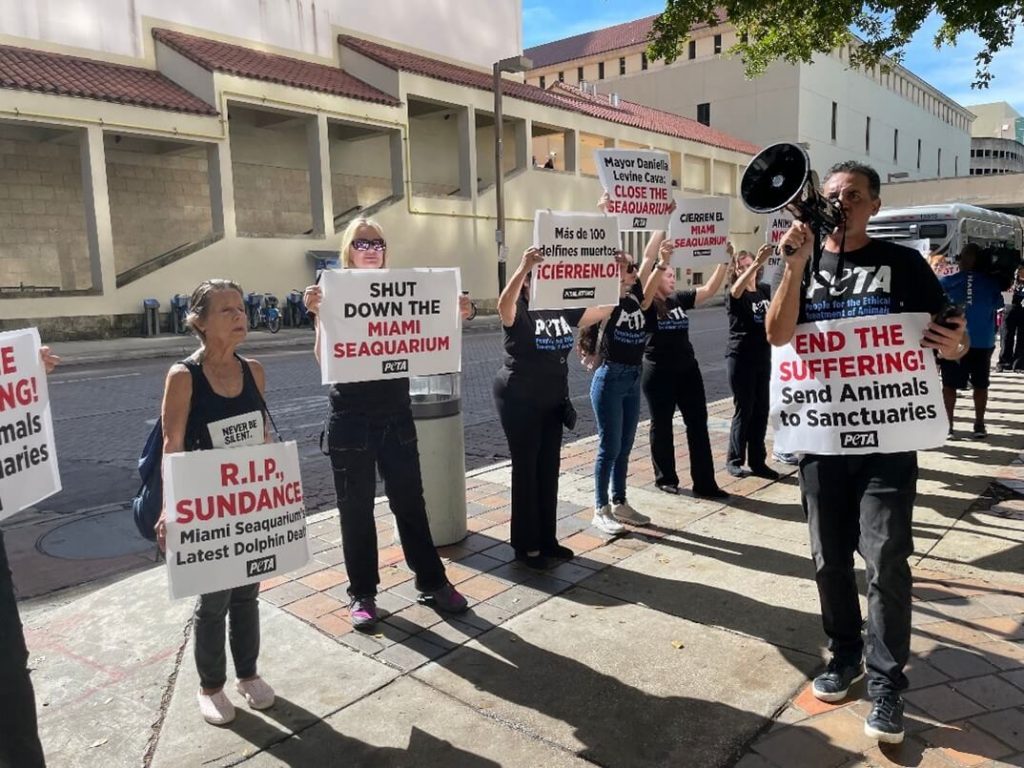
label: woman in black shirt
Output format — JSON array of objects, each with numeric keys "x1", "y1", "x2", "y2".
[
  {"x1": 641, "y1": 234, "x2": 730, "y2": 498},
  {"x1": 725, "y1": 244, "x2": 779, "y2": 479},
  {"x1": 998, "y1": 266, "x2": 1024, "y2": 372},
  {"x1": 302, "y1": 217, "x2": 470, "y2": 633},
  {"x1": 494, "y1": 247, "x2": 617, "y2": 568}
]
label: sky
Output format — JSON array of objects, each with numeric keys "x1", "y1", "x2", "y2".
[{"x1": 522, "y1": 1, "x2": 1024, "y2": 117}]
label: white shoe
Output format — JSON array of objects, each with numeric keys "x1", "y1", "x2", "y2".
[
  {"x1": 235, "y1": 676, "x2": 275, "y2": 710},
  {"x1": 197, "y1": 689, "x2": 236, "y2": 725},
  {"x1": 592, "y1": 505, "x2": 625, "y2": 535},
  {"x1": 612, "y1": 502, "x2": 651, "y2": 526}
]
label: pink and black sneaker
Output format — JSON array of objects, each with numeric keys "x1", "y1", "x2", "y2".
[{"x1": 349, "y1": 597, "x2": 378, "y2": 631}]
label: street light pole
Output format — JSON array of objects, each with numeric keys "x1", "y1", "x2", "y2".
[{"x1": 493, "y1": 55, "x2": 532, "y2": 294}]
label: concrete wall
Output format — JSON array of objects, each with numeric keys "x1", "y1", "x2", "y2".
[
  {"x1": 967, "y1": 101, "x2": 1022, "y2": 139},
  {"x1": 0, "y1": 130, "x2": 90, "y2": 291},
  {"x1": 3, "y1": 0, "x2": 521, "y2": 67},
  {"x1": 329, "y1": 132, "x2": 392, "y2": 214},
  {"x1": 880, "y1": 174, "x2": 1024, "y2": 210},
  {"x1": 970, "y1": 137, "x2": 1024, "y2": 175},
  {"x1": 408, "y1": 111, "x2": 463, "y2": 197}
]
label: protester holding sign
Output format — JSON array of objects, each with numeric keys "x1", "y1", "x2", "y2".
[
  {"x1": 725, "y1": 244, "x2": 778, "y2": 479},
  {"x1": 494, "y1": 246, "x2": 620, "y2": 567},
  {"x1": 0, "y1": 341, "x2": 59, "y2": 768},
  {"x1": 639, "y1": 232, "x2": 730, "y2": 499},
  {"x1": 302, "y1": 217, "x2": 469, "y2": 632},
  {"x1": 765, "y1": 161, "x2": 967, "y2": 745},
  {"x1": 155, "y1": 279, "x2": 277, "y2": 726}
]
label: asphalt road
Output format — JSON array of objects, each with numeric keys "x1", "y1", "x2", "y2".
[{"x1": 18, "y1": 305, "x2": 731, "y2": 525}]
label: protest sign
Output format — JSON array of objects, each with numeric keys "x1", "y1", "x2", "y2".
[
  {"x1": 0, "y1": 328, "x2": 60, "y2": 520},
  {"x1": 668, "y1": 196, "x2": 731, "y2": 272},
  {"x1": 763, "y1": 212, "x2": 795, "y2": 285},
  {"x1": 770, "y1": 313, "x2": 946, "y2": 454},
  {"x1": 164, "y1": 440, "x2": 310, "y2": 599},
  {"x1": 318, "y1": 268, "x2": 462, "y2": 384},
  {"x1": 594, "y1": 148, "x2": 673, "y2": 231},
  {"x1": 531, "y1": 211, "x2": 620, "y2": 309}
]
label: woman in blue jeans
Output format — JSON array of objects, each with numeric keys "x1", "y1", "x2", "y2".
[{"x1": 580, "y1": 237, "x2": 665, "y2": 533}]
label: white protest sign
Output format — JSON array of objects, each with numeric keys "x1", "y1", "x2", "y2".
[
  {"x1": 594, "y1": 148, "x2": 673, "y2": 231},
  {"x1": 164, "y1": 440, "x2": 310, "y2": 599},
  {"x1": 771, "y1": 313, "x2": 947, "y2": 455},
  {"x1": 318, "y1": 268, "x2": 462, "y2": 384},
  {"x1": 668, "y1": 196, "x2": 731, "y2": 272},
  {"x1": 207, "y1": 411, "x2": 265, "y2": 449},
  {"x1": 763, "y1": 212, "x2": 795, "y2": 285},
  {"x1": 0, "y1": 328, "x2": 60, "y2": 520},
  {"x1": 531, "y1": 211, "x2": 620, "y2": 309}
]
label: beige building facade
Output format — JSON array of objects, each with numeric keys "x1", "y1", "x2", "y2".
[
  {"x1": 526, "y1": 16, "x2": 973, "y2": 182},
  {"x1": 0, "y1": 2, "x2": 761, "y2": 338}
]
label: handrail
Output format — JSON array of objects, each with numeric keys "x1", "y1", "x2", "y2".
[{"x1": 115, "y1": 232, "x2": 224, "y2": 287}]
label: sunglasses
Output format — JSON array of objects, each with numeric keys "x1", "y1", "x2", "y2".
[{"x1": 352, "y1": 238, "x2": 386, "y2": 252}]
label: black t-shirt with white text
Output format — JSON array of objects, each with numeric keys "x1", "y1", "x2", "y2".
[
  {"x1": 798, "y1": 239, "x2": 945, "y2": 323},
  {"x1": 644, "y1": 289, "x2": 697, "y2": 367},
  {"x1": 726, "y1": 282, "x2": 771, "y2": 359},
  {"x1": 501, "y1": 298, "x2": 586, "y2": 383},
  {"x1": 600, "y1": 283, "x2": 648, "y2": 366}
]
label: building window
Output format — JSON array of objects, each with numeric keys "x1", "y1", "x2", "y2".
[
  {"x1": 539, "y1": 75, "x2": 545, "y2": 89},
  {"x1": 577, "y1": 66, "x2": 584, "y2": 82},
  {"x1": 937, "y1": 147, "x2": 942, "y2": 175},
  {"x1": 865, "y1": 116, "x2": 871, "y2": 153},
  {"x1": 692, "y1": 271, "x2": 704, "y2": 285},
  {"x1": 893, "y1": 128, "x2": 898, "y2": 163},
  {"x1": 598, "y1": 61, "x2": 605, "y2": 79},
  {"x1": 641, "y1": 52, "x2": 648, "y2": 70},
  {"x1": 917, "y1": 139, "x2": 921, "y2": 169},
  {"x1": 688, "y1": 40, "x2": 696, "y2": 59},
  {"x1": 831, "y1": 101, "x2": 837, "y2": 142},
  {"x1": 558, "y1": 71, "x2": 564, "y2": 82},
  {"x1": 697, "y1": 102, "x2": 710, "y2": 126},
  {"x1": 714, "y1": 34, "x2": 722, "y2": 54},
  {"x1": 619, "y1": 57, "x2": 626, "y2": 76}
]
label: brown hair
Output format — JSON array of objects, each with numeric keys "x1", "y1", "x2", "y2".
[
  {"x1": 339, "y1": 217, "x2": 387, "y2": 268},
  {"x1": 185, "y1": 279, "x2": 244, "y2": 341}
]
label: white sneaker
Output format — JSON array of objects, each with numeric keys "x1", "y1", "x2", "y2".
[
  {"x1": 612, "y1": 502, "x2": 651, "y2": 526},
  {"x1": 592, "y1": 505, "x2": 625, "y2": 535},
  {"x1": 235, "y1": 676, "x2": 275, "y2": 710},
  {"x1": 197, "y1": 689, "x2": 236, "y2": 725}
]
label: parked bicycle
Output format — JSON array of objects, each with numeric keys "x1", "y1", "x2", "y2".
[{"x1": 246, "y1": 292, "x2": 281, "y2": 334}]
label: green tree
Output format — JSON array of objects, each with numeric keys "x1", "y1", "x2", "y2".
[{"x1": 647, "y1": 1, "x2": 1023, "y2": 88}]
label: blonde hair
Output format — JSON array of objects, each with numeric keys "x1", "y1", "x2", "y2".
[
  {"x1": 185, "y1": 279, "x2": 244, "y2": 341},
  {"x1": 339, "y1": 217, "x2": 387, "y2": 268}
]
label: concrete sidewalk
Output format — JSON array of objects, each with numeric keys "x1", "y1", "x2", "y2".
[{"x1": 19, "y1": 375, "x2": 1024, "y2": 768}]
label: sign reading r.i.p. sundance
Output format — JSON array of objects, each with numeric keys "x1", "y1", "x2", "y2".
[
  {"x1": 163, "y1": 441, "x2": 310, "y2": 599},
  {"x1": 318, "y1": 268, "x2": 462, "y2": 384},
  {"x1": 532, "y1": 211, "x2": 620, "y2": 310},
  {"x1": 770, "y1": 313, "x2": 947, "y2": 455}
]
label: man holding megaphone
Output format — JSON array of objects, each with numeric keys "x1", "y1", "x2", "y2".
[{"x1": 760, "y1": 157, "x2": 968, "y2": 744}]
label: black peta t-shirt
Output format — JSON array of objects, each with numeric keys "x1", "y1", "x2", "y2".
[
  {"x1": 799, "y1": 239, "x2": 945, "y2": 322},
  {"x1": 644, "y1": 289, "x2": 697, "y2": 366},
  {"x1": 727, "y1": 282, "x2": 771, "y2": 359},
  {"x1": 502, "y1": 298, "x2": 585, "y2": 377},
  {"x1": 601, "y1": 283, "x2": 648, "y2": 366}
]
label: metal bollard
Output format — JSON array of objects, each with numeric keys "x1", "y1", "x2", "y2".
[{"x1": 142, "y1": 298, "x2": 160, "y2": 337}]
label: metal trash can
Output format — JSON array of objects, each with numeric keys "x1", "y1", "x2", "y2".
[
  {"x1": 409, "y1": 373, "x2": 467, "y2": 546},
  {"x1": 142, "y1": 298, "x2": 160, "y2": 337}
]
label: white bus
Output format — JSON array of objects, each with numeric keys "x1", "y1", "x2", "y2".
[{"x1": 867, "y1": 204, "x2": 1024, "y2": 276}]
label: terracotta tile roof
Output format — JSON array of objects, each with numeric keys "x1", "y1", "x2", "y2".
[
  {"x1": 524, "y1": 10, "x2": 728, "y2": 69},
  {"x1": 153, "y1": 29, "x2": 399, "y2": 106},
  {"x1": 338, "y1": 35, "x2": 758, "y2": 155},
  {"x1": 0, "y1": 44, "x2": 218, "y2": 115}
]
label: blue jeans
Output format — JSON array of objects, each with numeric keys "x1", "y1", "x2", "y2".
[{"x1": 590, "y1": 362, "x2": 642, "y2": 508}]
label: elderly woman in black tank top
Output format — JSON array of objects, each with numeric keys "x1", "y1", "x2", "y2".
[{"x1": 155, "y1": 279, "x2": 275, "y2": 727}]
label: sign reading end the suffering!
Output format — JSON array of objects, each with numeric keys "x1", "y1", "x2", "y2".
[
  {"x1": 0, "y1": 328, "x2": 60, "y2": 521},
  {"x1": 594, "y1": 149, "x2": 674, "y2": 231},
  {"x1": 164, "y1": 440, "x2": 310, "y2": 599},
  {"x1": 532, "y1": 210, "x2": 620, "y2": 310},
  {"x1": 668, "y1": 196, "x2": 731, "y2": 272},
  {"x1": 770, "y1": 313, "x2": 947, "y2": 454},
  {"x1": 318, "y1": 268, "x2": 462, "y2": 384}
]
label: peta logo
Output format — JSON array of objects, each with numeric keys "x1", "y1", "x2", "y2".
[
  {"x1": 246, "y1": 555, "x2": 277, "y2": 578},
  {"x1": 563, "y1": 287, "x2": 596, "y2": 300},
  {"x1": 840, "y1": 431, "x2": 879, "y2": 448},
  {"x1": 632, "y1": 217, "x2": 648, "y2": 228},
  {"x1": 382, "y1": 359, "x2": 409, "y2": 373}
]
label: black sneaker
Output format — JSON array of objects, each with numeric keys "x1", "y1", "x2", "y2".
[
  {"x1": 864, "y1": 694, "x2": 904, "y2": 744},
  {"x1": 693, "y1": 485, "x2": 730, "y2": 500},
  {"x1": 726, "y1": 464, "x2": 747, "y2": 478},
  {"x1": 972, "y1": 422, "x2": 987, "y2": 439},
  {"x1": 749, "y1": 465, "x2": 781, "y2": 480},
  {"x1": 541, "y1": 544, "x2": 574, "y2": 560},
  {"x1": 811, "y1": 658, "x2": 865, "y2": 702}
]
